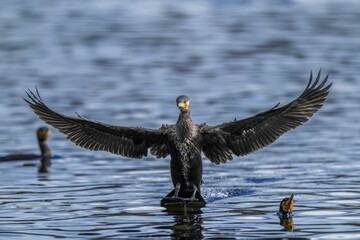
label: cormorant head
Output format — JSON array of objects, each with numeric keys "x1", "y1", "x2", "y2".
[
  {"x1": 279, "y1": 194, "x2": 294, "y2": 215},
  {"x1": 176, "y1": 95, "x2": 190, "y2": 112},
  {"x1": 37, "y1": 127, "x2": 51, "y2": 142}
]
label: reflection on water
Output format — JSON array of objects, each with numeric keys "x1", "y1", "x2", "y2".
[
  {"x1": 164, "y1": 207, "x2": 204, "y2": 239},
  {"x1": 279, "y1": 216, "x2": 294, "y2": 232},
  {"x1": 1, "y1": 0, "x2": 360, "y2": 239}
]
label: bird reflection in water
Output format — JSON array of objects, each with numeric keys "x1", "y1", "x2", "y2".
[
  {"x1": 279, "y1": 217, "x2": 294, "y2": 232},
  {"x1": 278, "y1": 194, "x2": 295, "y2": 231},
  {"x1": 163, "y1": 203, "x2": 204, "y2": 239}
]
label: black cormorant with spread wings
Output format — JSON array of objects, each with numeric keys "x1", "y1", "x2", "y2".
[{"x1": 24, "y1": 70, "x2": 331, "y2": 205}]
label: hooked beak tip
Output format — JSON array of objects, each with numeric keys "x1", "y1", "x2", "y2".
[{"x1": 289, "y1": 194, "x2": 294, "y2": 202}]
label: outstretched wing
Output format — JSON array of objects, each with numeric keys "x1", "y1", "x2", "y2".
[
  {"x1": 24, "y1": 89, "x2": 169, "y2": 159},
  {"x1": 201, "y1": 70, "x2": 332, "y2": 164}
]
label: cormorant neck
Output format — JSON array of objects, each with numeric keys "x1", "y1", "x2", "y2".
[
  {"x1": 39, "y1": 140, "x2": 52, "y2": 159},
  {"x1": 176, "y1": 110, "x2": 194, "y2": 140},
  {"x1": 38, "y1": 140, "x2": 51, "y2": 173},
  {"x1": 278, "y1": 206, "x2": 292, "y2": 217}
]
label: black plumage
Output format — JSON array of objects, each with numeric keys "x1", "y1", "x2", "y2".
[{"x1": 24, "y1": 70, "x2": 331, "y2": 203}]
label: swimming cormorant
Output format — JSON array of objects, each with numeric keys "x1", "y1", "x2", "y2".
[
  {"x1": 278, "y1": 194, "x2": 294, "y2": 216},
  {"x1": 24, "y1": 71, "x2": 331, "y2": 204},
  {"x1": 0, "y1": 127, "x2": 52, "y2": 172},
  {"x1": 278, "y1": 194, "x2": 295, "y2": 231}
]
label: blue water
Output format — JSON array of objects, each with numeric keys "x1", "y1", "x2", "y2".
[{"x1": 0, "y1": 0, "x2": 359, "y2": 238}]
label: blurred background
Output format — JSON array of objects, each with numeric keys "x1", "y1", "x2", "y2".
[{"x1": 0, "y1": 0, "x2": 359, "y2": 239}]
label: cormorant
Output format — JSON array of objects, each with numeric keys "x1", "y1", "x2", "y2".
[
  {"x1": 278, "y1": 194, "x2": 294, "y2": 216},
  {"x1": 24, "y1": 71, "x2": 331, "y2": 204},
  {"x1": 278, "y1": 194, "x2": 295, "y2": 231},
  {"x1": 0, "y1": 127, "x2": 52, "y2": 172}
]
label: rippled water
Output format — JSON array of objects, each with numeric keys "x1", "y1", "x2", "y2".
[{"x1": 1, "y1": 0, "x2": 359, "y2": 238}]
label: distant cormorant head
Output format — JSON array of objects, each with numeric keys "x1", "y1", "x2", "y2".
[
  {"x1": 176, "y1": 95, "x2": 190, "y2": 112},
  {"x1": 37, "y1": 127, "x2": 51, "y2": 142},
  {"x1": 279, "y1": 194, "x2": 294, "y2": 214}
]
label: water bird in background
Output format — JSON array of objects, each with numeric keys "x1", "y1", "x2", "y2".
[
  {"x1": 278, "y1": 193, "x2": 294, "y2": 216},
  {"x1": 0, "y1": 127, "x2": 52, "y2": 173},
  {"x1": 278, "y1": 194, "x2": 295, "y2": 231},
  {"x1": 24, "y1": 70, "x2": 331, "y2": 206}
]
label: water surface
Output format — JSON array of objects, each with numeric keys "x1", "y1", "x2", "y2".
[{"x1": 0, "y1": 0, "x2": 359, "y2": 239}]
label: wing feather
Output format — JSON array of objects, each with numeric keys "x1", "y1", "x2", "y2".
[
  {"x1": 201, "y1": 70, "x2": 332, "y2": 164},
  {"x1": 24, "y1": 89, "x2": 169, "y2": 159}
]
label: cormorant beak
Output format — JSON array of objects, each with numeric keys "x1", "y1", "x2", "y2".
[
  {"x1": 281, "y1": 194, "x2": 295, "y2": 213},
  {"x1": 178, "y1": 100, "x2": 190, "y2": 111}
]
